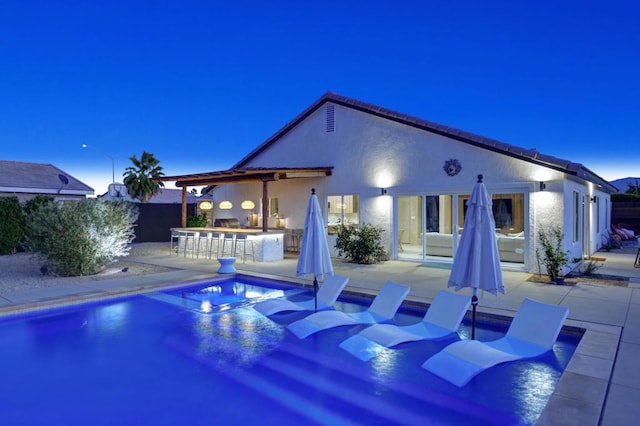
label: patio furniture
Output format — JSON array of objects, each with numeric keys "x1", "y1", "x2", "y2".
[
  {"x1": 195, "y1": 232, "x2": 213, "y2": 259},
  {"x1": 253, "y1": 275, "x2": 349, "y2": 316},
  {"x1": 339, "y1": 290, "x2": 471, "y2": 361},
  {"x1": 422, "y1": 298, "x2": 569, "y2": 387},
  {"x1": 220, "y1": 233, "x2": 236, "y2": 257},
  {"x1": 208, "y1": 232, "x2": 222, "y2": 259},
  {"x1": 179, "y1": 231, "x2": 197, "y2": 257},
  {"x1": 217, "y1": 257, "x2": 237, "y2": 274},
  {"x1": 170, "y1": 230, "x2": 181, "y2": 255},
  {"x1": 287, "y1": 281, "x2": 410, "y2": 338},
  {"x1": 234, "y1": 234, "x2": 254, "y2": 263}
]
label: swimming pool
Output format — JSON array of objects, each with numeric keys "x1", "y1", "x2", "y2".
[{"x1": 0, "y1": 277, "x2": 580, "y2": 425}]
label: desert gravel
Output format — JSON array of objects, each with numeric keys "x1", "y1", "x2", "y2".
[{"x1": 0, "y1": 243, "x2": 174, "y2": 294}]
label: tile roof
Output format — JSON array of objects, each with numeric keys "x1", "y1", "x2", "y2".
[
  {"x1": 0, "y1": 160, "x2": 94, "y2": 195},
  {"x1": 233, "y1": 92, "x2": 617, "y2": 193}
]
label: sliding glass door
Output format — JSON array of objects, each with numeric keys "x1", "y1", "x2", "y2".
[
  {"x1": 398, "y1": 194, "x2": 456, "y2": 261},
  {"x1": 397, "y1": 192, "x2": 525, "y2": 264}
]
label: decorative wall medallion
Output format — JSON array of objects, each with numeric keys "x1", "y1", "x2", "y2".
[{"x1": 443, "y1": 159, "x2": 462, "y2": 176}]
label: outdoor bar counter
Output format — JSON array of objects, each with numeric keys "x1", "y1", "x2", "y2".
[{"x1": 171, "y1": 227, "x2": 285, "y2": 262}]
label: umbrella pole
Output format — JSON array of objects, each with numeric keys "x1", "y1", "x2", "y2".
[
  {"x1": 471, "y1": 291, "x2": 478, "y2": 340},
  {"x1": 313, "y1": 276, "x2": 318, "y2": 312}
]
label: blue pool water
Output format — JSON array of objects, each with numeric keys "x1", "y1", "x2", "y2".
[{"x1": 0, "y1": 277, "x2": 580, "y2": 425}]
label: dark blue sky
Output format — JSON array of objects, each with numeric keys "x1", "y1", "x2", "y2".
[{"x1": 2, "y1": 0, "x2": 638, "y2": 194}]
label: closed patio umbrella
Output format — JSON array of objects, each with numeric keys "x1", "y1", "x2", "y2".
[
  {"x1": 448, "y1": 174, "x2": 505, "y2": 339},
  {"x1": 296, "y1": 188, "x2": 334, "y2": 311}
]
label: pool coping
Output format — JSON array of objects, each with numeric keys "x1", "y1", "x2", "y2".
[{"x1": 0, "y1": 271, "x2": 616, "y2": 425}]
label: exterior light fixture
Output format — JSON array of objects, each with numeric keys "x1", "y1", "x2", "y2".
[
  {"x1": 219, "y1": 200, "x2": 233, "y2": 209},
  {"x1": 241, "y1": 200, "x2": 255, "y2": 210},
  {"x1": 539, "y1": 182, "x2": 546, "y2": 191},
  {"x1": 381, "y1": 188, "x2": 387, "y2": 195},
  {"x1": 199, "y1": 201, "x2": 213, "y2": 210},
  {"x1": 590, "y1": 196, "x2": 597, "y2": 203}
]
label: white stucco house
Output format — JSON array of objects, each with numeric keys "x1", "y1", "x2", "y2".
[{"x1": 165, "y1": 92, "x2": 617, "y2": 273}]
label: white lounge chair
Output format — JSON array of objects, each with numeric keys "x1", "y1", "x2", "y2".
[
  {"x1": 287, "y1": 281, "x2": 411, "y2": 339},
  {"x1": 339, "y1": 290, "x2": 471, "y2": 361},
  {"x1": 422, "y1": 298, "x2": 569, "y2": 387},
  {"x1": 253, "y1": 275, "x2": 349, "y2": 316}
]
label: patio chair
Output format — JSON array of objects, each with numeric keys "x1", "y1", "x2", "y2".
[
  {"x1": 339, "y1": 290, "x2": 471, "y2": 361},
  {"x1": 287, "y1": 281, "x2": 410, "y2": 338},
  {"x1": 253, "y1": 275, "x2": 349, "y2": 316},
  {"x1": 422, "y1": 298, "x2": 569, "y2": 387}
]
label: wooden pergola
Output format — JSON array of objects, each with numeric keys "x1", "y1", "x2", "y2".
[{"x1": 154, "y1": 167, "x2": 333, "y2": 231}]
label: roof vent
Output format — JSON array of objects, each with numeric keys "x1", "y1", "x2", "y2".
[{"x1": 326, "y1": 104, "x2": 335, "y2": 132}]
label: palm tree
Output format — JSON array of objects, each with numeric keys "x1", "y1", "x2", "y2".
[
  {"x1": 626, "y1": 180, "x2": 640, "y2": 195},
  {"x1": 123, "y1": 151, "x2": 165, "y2": 202}
]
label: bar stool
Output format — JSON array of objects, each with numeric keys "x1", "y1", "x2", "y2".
[
  {"x1": 292, "y1": 229, "x2": 304, "y2": 252},
  {"x1": 195, "y1": 232, "x2": 213, "y2": 259},
  {"x1": 220, "y1": 233, "x2": 236, "y2": 257},
  {"x1": 284, "y1": 229, "x2": 292, "y2": 252},
  {"x1": 208, "y1": 232, "x2": 222, "y2": 259},
  {"x1": 234, "y1": 234, "x2": 255, "y2": 263},
  {"x1": 170, "y1": 230, "x2": 181, "y2": 255},
  {"x1": 180, "y1": 231, "x2": 197, "y2": 257}
]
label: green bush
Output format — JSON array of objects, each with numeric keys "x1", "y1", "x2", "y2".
[
  {"x1": 537, "y1": 226, "x2": 570, "y2": 282},
  {"x1": 187, "y1": 213, "x2": 208, "y2": 227},
  {"x1": 335, "y1": 223, "x2": 385, "y2": 264},
  {"x1": 0, "y1": 196, "x2": 25, "y2": 254},
  {"x1": 24, "y1": 199, "x2": 139, "y2": 276},
  {"x1": 23, "y1": 195, "x2": 55, "y2": 216}
]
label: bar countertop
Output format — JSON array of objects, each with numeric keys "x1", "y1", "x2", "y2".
[{"x1": 170, "y1": 227, "x2": 285, "y2": 235}]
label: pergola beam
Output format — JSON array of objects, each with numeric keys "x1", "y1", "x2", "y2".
[{"x1": 173, "y1": 173, "x2": 279, "y2": 187}]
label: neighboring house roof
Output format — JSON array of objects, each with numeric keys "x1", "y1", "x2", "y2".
[
  {"x1": 0, "y1": 159, "x2": 94, "y2": 196},
  {"x1": 99, "y1": 184, "x2": 198, "y2": 203},
  {"x1": 233, "y1": 92, "x2": 618, "y2": 193}
]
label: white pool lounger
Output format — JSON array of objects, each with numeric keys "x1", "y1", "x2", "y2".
[
  {"x1": 253, "y1": 275, "x2": 349, "y2": 316},
  {"x1": 422, "y1": 298, "x2": 569, "y2": 387},
  {"x1": 287, "y1": 281, "x2": 410, "y2": 338},
  {"x1": 339, "y1": 290, "x2": 471, "y2": 361}
]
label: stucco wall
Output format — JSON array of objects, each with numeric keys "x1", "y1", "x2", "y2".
[{"x1": 210, "y1": 102, "x2": 611, "y2": 272}]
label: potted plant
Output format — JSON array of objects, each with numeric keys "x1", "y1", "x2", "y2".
[{"x1": 538, "y1": 226, "x2": 570, "y2": 285}]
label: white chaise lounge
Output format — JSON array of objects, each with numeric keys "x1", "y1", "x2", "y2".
[
  {"x1": 253, "y1": 275, "x2": 349, "y2": 316},
  {"x1": 422, "y1": 298, "x2": 569, "y2": 387},
  {"x1": 287, "y1": 281, "x2": 411, "y2": 339},
  {"x1": 339, "y1": 290, "x2": 471, "y2": 361}
]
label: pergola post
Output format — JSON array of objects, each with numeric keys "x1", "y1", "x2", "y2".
[{"x1": 262, "y1": 180, "x2": 268, "y2": 232}]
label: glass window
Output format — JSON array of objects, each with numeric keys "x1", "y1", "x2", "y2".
[
  {"x1": 327, "y1": 194, "x2": 359, "y2": 234},
  {"x1": 455, "y1": 193, "x2": 525, "y2": 263},
  {"x1": 269, "y1": 198, "x2": 279, "y2": 217}
]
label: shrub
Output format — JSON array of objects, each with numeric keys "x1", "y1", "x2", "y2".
[
  {"x1": 537, "y1": 226, "x2": 570, "y2": 282},
  {"x1": 335, "y1": 223, "x2": 385, "y2": 264},
  {"x1": 187, "y1": 213, "x2": 208, "y2": 227},
  {"x1": 0, "y1": 196, "x2": 25, "y2": 254},
  {"x1": 23, "y1": 195, "x2": 55, "y2": 216},
  {"x1": 24, "y1": 199, "x2": 139, "y2": 276}
]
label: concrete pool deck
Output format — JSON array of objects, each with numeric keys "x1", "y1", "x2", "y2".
[{"x1": 1, "y1": 244, "x2": 639, "y2": 425}]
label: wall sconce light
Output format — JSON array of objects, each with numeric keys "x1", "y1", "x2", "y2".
[
  {"x1": 590, "y1": 196, "x2": 597, "y2": 203},
  {"x1": 241, "y1": 200, "x2": 255, "y2": 210},
  {"x1": 539, "y1": 182, "x2": 546, "y2": 191},
  {"x1": 199, "y1": 201, "x2": 213, "y2": 210},
  {"x1": 381, "y1": 188, "x2": 387, "y2": 195},
  {"x1": 219, "y1": 200, "x2": 233, "y2": 209}
]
